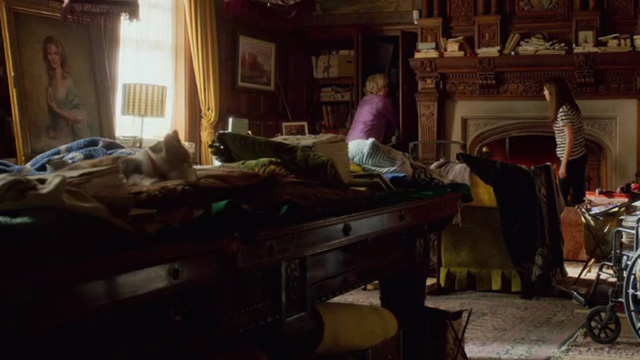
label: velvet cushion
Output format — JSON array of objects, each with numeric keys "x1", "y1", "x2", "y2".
[{"x1": 313, "y1": 302, "x2": 398, "y2": 356}]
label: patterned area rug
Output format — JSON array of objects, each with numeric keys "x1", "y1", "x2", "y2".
[
  {"x1": 550, "y1": 329, "x2": 640, "y2": 360},
  {"x1": 333, "y1": 290, "x2": 584, "y2": 360}
]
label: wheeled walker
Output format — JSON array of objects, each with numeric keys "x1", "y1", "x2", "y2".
[{"x1": 572, "y1": 212, "x2": 640, "y2": 344}]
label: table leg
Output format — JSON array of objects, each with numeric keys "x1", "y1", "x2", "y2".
[{"x1": 380, "y1": 226, "x2": 431, "y2": 360}]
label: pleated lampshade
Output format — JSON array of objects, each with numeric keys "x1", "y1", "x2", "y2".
[{"x1": 121, "y1": 83, "x2": 167, "y2": 118}]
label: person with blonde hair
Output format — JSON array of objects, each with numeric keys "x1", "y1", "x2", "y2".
[
  {"x1": 346, "y1": 73, "x2": 397, "y2": 144},
  {"x1": 42, "y1": 35, "x2": 88, "y2": 144}
]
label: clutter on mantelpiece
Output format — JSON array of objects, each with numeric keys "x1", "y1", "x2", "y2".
[
  {"x1": 476, "y1": 46, "x2": 501, "y2": 57},
  {"x1": 414, "y1": 41, "x2": 439, "y2": 58},
  {"x1": 502, "y1": 33, "x2": 521, "y2": 55},
  {"x1": 597, "y1": 34, "x2": 634, "y2": 53},
  {"x1": 441, "y1": 36, "x2": 465, "y2": 57},
  {"x1": 514, "y1": 34, "x2": 568, "y2": 55}
]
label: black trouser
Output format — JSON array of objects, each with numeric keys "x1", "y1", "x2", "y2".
[{"x1": 559, "y1": 153, "x2": 587, "y2": 206}]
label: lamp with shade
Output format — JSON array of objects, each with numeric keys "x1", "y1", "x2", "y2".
[{"x1": 121, "y1": 83, "x2": 167, "y2": 148}]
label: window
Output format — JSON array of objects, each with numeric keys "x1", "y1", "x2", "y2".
[{"x1": 115, "y1": 0, "x2": 176, "y2": 141}]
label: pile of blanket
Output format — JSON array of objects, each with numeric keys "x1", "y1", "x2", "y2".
[{"x1": 0, "y1": 137, "x2": 138, "y2": 175}]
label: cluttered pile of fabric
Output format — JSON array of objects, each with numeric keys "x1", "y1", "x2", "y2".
[{"x1": 455, "y1": 153, "x2": 568, "y2": 299}]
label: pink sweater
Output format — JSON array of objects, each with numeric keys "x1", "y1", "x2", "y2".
[{"x1": 346, "y1": 94, "x2": 397, "y2": 143}]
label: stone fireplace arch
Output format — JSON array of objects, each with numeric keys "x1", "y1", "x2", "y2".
[{"x1": 464, "y1": 116, "x2": 616, "y2": 187}]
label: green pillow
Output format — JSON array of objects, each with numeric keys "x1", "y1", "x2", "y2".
[{"x1": 212, "y1": 132, "x2": 345, "y2": 187}]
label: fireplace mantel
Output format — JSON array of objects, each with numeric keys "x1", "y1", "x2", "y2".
[
  {"x1": 409, "y1": 52, "x2": 640, "y2": 99},
  {"x1": 408, "y1": 52, "x2": 640, "y2": 161}
]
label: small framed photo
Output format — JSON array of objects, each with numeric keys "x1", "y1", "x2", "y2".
[
  {"x1": 577, "y1": 30, "x2": 595, "y2": 47},
  {"x1": 236, "y1": 35, "x2": 276, "y2": 91},
  {"x1": 281, "y1": 122, "x2": 308, "y2": 136}
]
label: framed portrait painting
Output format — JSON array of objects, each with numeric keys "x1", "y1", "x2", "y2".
[
  {"x1": 512, "y1": 0, "x2": 570, "y2": 23},
  {"x1": 237, "y1": 35, "x2": 276, "y2": 91},
  {"x1": 0, "y1": 0, "x2": 114, "y2": 163}
]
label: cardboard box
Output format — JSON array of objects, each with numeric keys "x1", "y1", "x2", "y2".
[{"x1": 316, "y1": 54, "x2": 355, "y2": 78}]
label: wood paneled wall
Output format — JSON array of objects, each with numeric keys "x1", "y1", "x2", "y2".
[{"x1": 214, "y1": 7, "x2": 308, "y2": 138}]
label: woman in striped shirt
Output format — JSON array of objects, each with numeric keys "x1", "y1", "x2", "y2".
[{"x1": 543, "y1": 77, "x2": 587, "y2": 205}]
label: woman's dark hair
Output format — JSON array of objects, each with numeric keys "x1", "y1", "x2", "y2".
[
  {"x1": 42, "y1": 35, "x2": 70, "y2": 82},
  {"x1": 543, "y1": 77, "x2": 579, "y2": 122}
]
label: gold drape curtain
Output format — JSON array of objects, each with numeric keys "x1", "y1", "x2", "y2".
[
  {"x1": 183, "y1": 0, "x2": 220, "y2": 165},
  {"x1": 103, "y1": 18, "x2": 121, "y2": 139}
]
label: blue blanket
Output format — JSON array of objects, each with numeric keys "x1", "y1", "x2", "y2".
[{"x1": 0, "y1": 137, "x2": 140, "y2": 176}]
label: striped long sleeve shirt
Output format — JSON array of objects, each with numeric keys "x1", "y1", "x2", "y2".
[{"x1": 553, "y1": 104, "x2": 586, "y2": 161}]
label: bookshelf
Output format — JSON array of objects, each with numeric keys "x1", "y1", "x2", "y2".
[
  {"x1": 304, "y1": 27, "x2": 362, "y2": 135},
  {"x1": 314, "y1": 77, "x2": 356, "y2": 134}
]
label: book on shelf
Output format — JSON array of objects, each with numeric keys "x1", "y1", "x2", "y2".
[
  {"x1": 319, "y1": 86, "x2": 351, "y2": 101},
  {"x1": 515, "y1": 48, "x2": 536, "y2": 55},
  {"x1": 446, "y1": 42, "x2": 461, "y2": 52},
  {"x1": 321, "y1": 103, "x2": 350, "y2": 130},
  {"x1": 503, "y1": 33, "x2": 522, "y2": 55},
  {"x1": 416, "y1": 41, "x2": 437, "y2": 51},
  {"x1": 535, "y1": 49, "x2": 567, "y2": 55},
  {"x1": 311, "y1": 56, "x2": 318, "y2": 78},
  {"x1": 438, "y1": 37, "x2": 447, "y2": 52},
  {"x1": 443, "y1": 51, "x2": 465, "y2": 57},
  {"x1": 414, "y1": 50, "x2": 440, "y2": 58},
  {"x1": 476, "y1": 46, "x2": 501, "y2": 57},
  {"x1": 573, "y1": 46, "x2": 601, "y2": 53},
  {"x1": 598, "y1": 46, "x2": 633, "y2": 52}
]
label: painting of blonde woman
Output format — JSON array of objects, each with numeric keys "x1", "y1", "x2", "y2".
[
  {"x1": 42, "y1": 35, "x2": 89, "y2": 144},
  {"x1": 2, "y1": 4, "x2": 112, "y2": 163}
]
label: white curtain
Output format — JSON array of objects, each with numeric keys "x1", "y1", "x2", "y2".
[{"x1": 115, "y1": 0, "x2": 175, "y2": 140}]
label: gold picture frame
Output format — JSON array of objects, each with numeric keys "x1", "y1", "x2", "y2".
[
  {"x1": 236, "y1": 35, "x2": 276, "y2": 92},
  {"x1": 1, "y1": 0, "x2": 114, "y2": 164}
]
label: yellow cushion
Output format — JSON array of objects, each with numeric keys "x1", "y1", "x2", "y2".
[
  {"x1": 350, "y1": 162, "x2": 365, "y2": 173},
  {"x1": 313, "y1": 302, "x2": 398, "y2": 355},
  {"x1": 468, "y1": 173, "x2": 497, "y2": 208}
]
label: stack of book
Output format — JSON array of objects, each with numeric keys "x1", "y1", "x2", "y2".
[
  {"x1": 502, "y1": 33, "x2": 521, "y2": 55},
  {"x1": 598, "y1": 34, "x2": 633, "y2": 52},
  {"x1": 573, "y1": 45, "x2": 600, "y2": 53},
  {"x1": 414, "y1": 41, "x2": 439, "y2": 58},
  {"x1": 514, "y1": 34, "x2": 568, "y2": 55},
  {"x1": 476, "y1": 46, "x2": 501, "y2": 57},
  {"x1": 443, "y1": 36, "x2": 465, "y2": 57},
  {"x1": 321, "y1": 104, "x2": 350, "y2": 130},
  {"x1": 319, "y1": 86, "x2": 351, "y2": 102}
]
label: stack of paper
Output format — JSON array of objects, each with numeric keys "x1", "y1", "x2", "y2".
[
  {"x1": 514, "y1": 34, "x2": 568, "y2": 55},
  {"x1": 476, "y1": 46, "x2": 501, "y2": 57}
]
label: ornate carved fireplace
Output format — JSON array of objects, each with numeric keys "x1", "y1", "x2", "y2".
[
  {"x1": 408, "y1": 49, "x2": 640, "y2": 188},
  {"x1": 435, "y1": 97, "x2": 637, "y2": 190},
  {"x1": 464, "y1": 115, "x2": 613, "y2": 189}
]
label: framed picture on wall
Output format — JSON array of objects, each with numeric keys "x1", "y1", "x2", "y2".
[
  {"x1": 512, "y1": 0, "x2": 570, "y2": 23},
  {"x1": 281, "y1": 121, "x2": 308, "y2": 136},
  {"x1": 577, "y1": 30, "x2": 595, "y2": 47},
  {"x1": 236, "y1": 35, "x2": 276, "y2": 91},
  {"x1": 0, "y1": 0, "x2": 114, "y2": 164}
]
